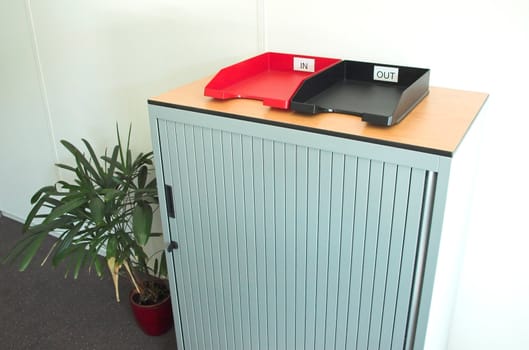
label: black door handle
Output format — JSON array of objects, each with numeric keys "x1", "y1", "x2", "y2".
[{"x1": 167, "y1": 241, "x2": 179, "y2": 252}]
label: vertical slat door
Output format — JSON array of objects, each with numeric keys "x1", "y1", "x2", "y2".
[{"x1": 157, "y1": 118, "x2": 431, "y2": 350}]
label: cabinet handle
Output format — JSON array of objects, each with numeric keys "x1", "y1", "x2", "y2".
[
  {"x1": 164, "y1": 184, "x2": 175, "y2": 218},
  {"x1": 167, "y1": 241, "x2": 179, "y2": 252}
]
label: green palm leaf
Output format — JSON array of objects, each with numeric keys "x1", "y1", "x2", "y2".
[
  {"x1": 3, "y1": 124, "x2": 162, "y2": 303},
  {"x1": 132, "y1": 202, "x2": 153, "y2": 246}
]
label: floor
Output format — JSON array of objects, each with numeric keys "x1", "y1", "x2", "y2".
[{"x1": 0, "y1": 215, "x2": 177, "y2": 350}]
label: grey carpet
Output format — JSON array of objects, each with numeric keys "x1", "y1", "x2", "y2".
[{"x1": 0, "y1": 215, "x2": 177, "y2": 350}]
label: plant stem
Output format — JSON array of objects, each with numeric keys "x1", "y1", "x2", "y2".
[{"x1": 123, "y1": 260, "x2": 143, "y2": 295}]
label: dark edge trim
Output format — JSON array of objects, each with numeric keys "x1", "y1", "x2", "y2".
[{"x1": 148, "y1": 99, "x2": 453, "y2": 157}]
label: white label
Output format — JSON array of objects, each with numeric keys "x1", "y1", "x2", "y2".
[
  {"x1": 373, "y1": 65, "x2": 399, "y2": 83},
  {"x1": 293, "y1": 57, "x2": 315, "y2": 72}
]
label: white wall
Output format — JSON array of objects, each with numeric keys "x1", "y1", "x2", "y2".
[
  {"x1": 2, "y1": 0, "x2": 528, "y2": 348},
  {"x1": 1, "y1": 0, "x2": 260, "y2": 218},
  {"x1": 264, "y1": 0, "x2": 529, "y2": 349},
  {"x1": 27, "y1": 0, "x2": 262, "y2": 158},
  {"x1": 0, "y1": 1, "x2": 57, "y2": 221}
]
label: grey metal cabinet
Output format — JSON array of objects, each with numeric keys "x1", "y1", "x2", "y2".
[{"x1": 148, "y1": 80, "x2": 487, "y2": 350}]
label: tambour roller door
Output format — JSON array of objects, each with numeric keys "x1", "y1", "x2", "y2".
[{"x1": 157, "y1": 118, "x2": 431, "y2": 350}]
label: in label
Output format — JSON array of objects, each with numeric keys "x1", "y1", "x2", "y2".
[{"x1": 293, "y1": 57, "x2": 315, "y2": 72}]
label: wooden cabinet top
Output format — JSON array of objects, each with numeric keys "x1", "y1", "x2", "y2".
[{"x1": 149, "y1": 77, "x2": 488, "y2": 156}]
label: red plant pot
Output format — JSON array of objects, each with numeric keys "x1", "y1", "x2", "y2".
[{"x1": 129, "y1": 289, "x2": 174, "y2": 336}]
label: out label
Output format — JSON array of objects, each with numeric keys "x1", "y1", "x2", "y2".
[
  {"x1": 374, "y1": 65, "x2": 399, "y2": 83},
  {"x1": 293, "y1": 57, "x2": 315, "y2": 72}
]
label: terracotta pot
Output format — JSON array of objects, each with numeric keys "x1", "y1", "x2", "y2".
[{"x1": 129, "y1": 287, "x2": 173, "y2": 336}]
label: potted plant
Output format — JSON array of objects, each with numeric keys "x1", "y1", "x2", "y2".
[{"x1": 2, "y1": 125, "x2": 173, "y2": 335}]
